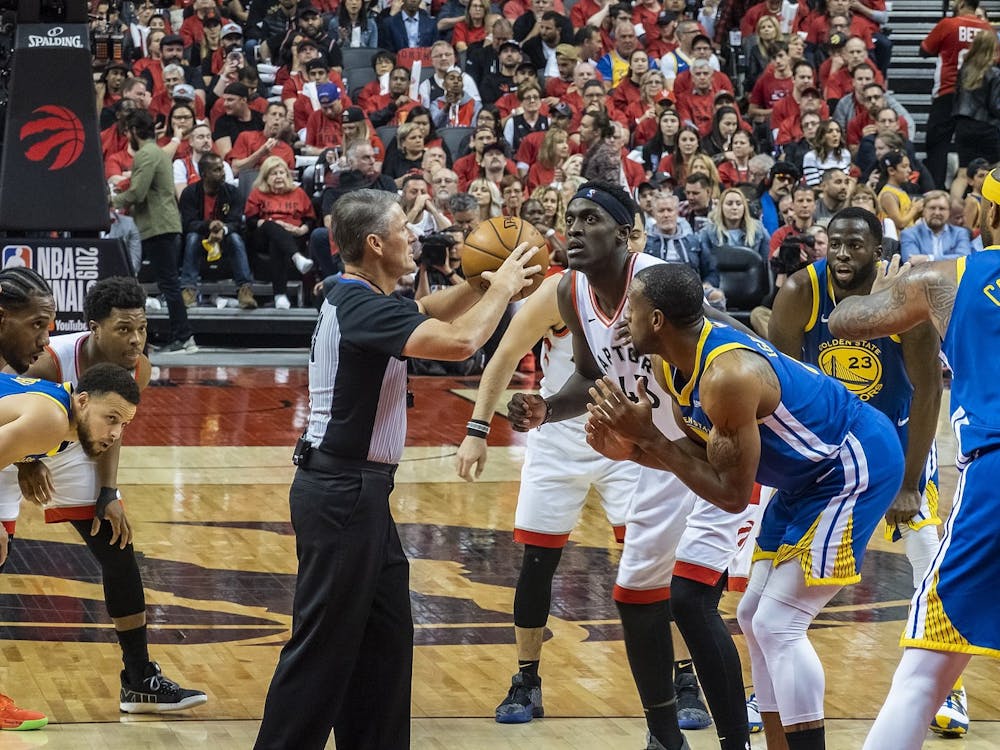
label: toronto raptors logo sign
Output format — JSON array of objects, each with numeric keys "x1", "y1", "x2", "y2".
[{"x1": 20, "y1": 105, "x2": 86, "y2": 171}]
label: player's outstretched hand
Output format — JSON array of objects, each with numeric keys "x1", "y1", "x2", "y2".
[
  {"x1": 507, "y1": 392, "x2": 548, "y2": 432},
  {"x1": 885, "y1": 487, "x2": 921, "y2": 526},
  {"x1": 16, "y1": 461, "x2": 54, "y2": 506},
  {"x1": 456, "y1": 435, "x2": 488, "y2": 481},
  {"x1": 480, "y1": 243, "x2": 542, "y2": 299},
  {"x1": 585, "y1": 417, "x2": 639, "y2": 461},
  {"x1": 586, "y1": 376, "x2": 657, "y2": 446},
  {"x1": 872, "y1": 254, "x2": 910, "y2": 295},
  {"x1": 92, "y1": 498, "x2": 133, "y2": 549}
]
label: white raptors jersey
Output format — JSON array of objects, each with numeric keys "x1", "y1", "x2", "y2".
[
  {"x1": 45, "y1": 331, "x2": 90, "y2": 388},
  {"x1": 571, "y1": 253, "x2": 684, "y2": 440},
  {"x1": 539, "y1": 327, "x2": 574, "y2": 399}
]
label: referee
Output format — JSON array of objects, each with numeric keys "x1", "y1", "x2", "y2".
[{"x1": 254, "y1": 189, "x2": 542, "y2": 750}]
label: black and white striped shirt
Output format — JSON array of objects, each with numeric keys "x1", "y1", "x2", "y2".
[{"x1": 306, "y1": 279, "x2": 427, "y2": 465}]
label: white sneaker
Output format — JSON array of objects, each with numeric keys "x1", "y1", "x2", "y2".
[
  {"x1": 145, "y1": 297, "x2": 162, "y2": 312},
  {"x1": 182, "y1": 336, "x2": 199, "y2": 353},
  {"x1": 292, "y1": 253, "x2": 314, "y2": 275},
  {"x1": 274, "y1": 294, "x2": 291, "y2": 310},
  {"x1": 931, "y1": 686, "x2": 969, "y2": 737},
  {"x1": 747, "y1": 693, "x2": 763, "y2": 734}
]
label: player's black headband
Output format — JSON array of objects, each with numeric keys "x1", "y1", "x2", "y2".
[{"x1": 571, "y1": 186, "x2": 633, "y2": 228}]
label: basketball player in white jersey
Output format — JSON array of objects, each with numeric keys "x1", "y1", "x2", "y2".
[
  {"x1": 508, "y1": 182, "x2": 754, "y2": 750},
  {"x1": 456, "y1": 270, "x2": 640, "y2": 723},
  {"x1": 1, "y1": 277, "x2": 206, "y2": 714}
]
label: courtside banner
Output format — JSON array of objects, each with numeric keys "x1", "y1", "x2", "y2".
[
  {"x1": 0, "y1": 239, "x2": 131, "y2": 330},
  {"x1": 0, "y1": 24, "x2": 108, "y2": 232}
]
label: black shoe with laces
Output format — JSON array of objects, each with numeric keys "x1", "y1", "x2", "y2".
[
  {"x1": 119, "y1": 661, "x2": 208, "y2": 714},
  {"x1": 674, "y1": 673, "x2": 712, "y2": 730},
  {"x1": 495, "y1": 672, "x2": 543, "y2": 724}
]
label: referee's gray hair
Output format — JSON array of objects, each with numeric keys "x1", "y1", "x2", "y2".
[{"x1": 333, "y1": 189, "x2": 401, "y2": 264}]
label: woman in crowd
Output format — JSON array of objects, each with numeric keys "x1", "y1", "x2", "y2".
[
  {"x1": 952, "y1": 30, "x2": 1000, "y2": 202},
  {"x1": 501, "y1": 174, "x2": 526, "y2": 218},
  {"x1": 629, "y1": 71, "x2": 670, "y2": 145},
  {"x1": 531, "y1": 186, "x2": 567, "y2": 236},
  {"x1": 696, "y1": 187, "x2": 771, "y2": 263},
  {"x1": 701, "y1": 106, "x2": 741, "y2": 159},
  {"x1": 526, "y1": 128, "x2": 571, "y2": 192},
  {"x1": 469, "y1": 177, "x2": 504, "y2": 223},
  {"x1": 383, "y1": 122, "x2": 429, "y2": 183},
  {"x1": 717, "y1": 129, "x2": 757, "y2": 187},
  {"x1": 877, "y1": 149, "x2": 923, "y2": 233},
  {"x1": 329, "y1": 0, "x2": 379, "y2": 48},
  {"x1": 157, "y1": 102, "x2": 197, "y2": 160},
  {"x1": 611, "y1": 49, "x2": 654, "y2": 116},
  {"x1": 191, "y1": 15, "x2": 223, "y2": 77},
  {"x1": 657, "y1": 124, "x2": 702, "y2": 184},
  {"x1": 452, "y1": 0, "x2": 489, "y2": 52},
  {"x1": 744, "y1": 15, "x2": 782, "y2": 93},
  {"x1": 801, "y1": 118, "x2": 851, "y2": 186},
  {"x1": 688, "y1": 152, "x2": 723, "y2": 200},
  {"x1": 641, "y1": 108, "x2": 681, "y2": 176},
  {"x1": 244, "y1": 156, "x2": 317, "y2": 310}
]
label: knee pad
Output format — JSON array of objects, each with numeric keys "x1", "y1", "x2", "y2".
[
  {"x1": 513, "y1": 545, "x2": 563, "y2": 628},
  {"x1": 70, "y1": 520, "x2": 145, "y2": 618}
]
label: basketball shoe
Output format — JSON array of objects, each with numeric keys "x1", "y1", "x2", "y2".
[
  {"x1": 0, "y1": 694, "x2": 47, "y2": 730},
  {"x1": 120, "y1": 662, "x2": 208, "y2": 714},
  {"x1": 645, "y1": 732, "x2": 691, "y2": 749},
  {"x1": 746, "y1": 693, "x2": 763, "y2": 733},
  {"x1": 930, "y1": 686, "x2": 969, "y2": 737},
  {"x1": 495, "y1": 672, "x2": 543, "y2": 724},
  {"x1": 674, "y1": 673, "x2": 712, "y2": 730}
]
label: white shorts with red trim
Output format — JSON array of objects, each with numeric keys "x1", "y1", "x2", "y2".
[
  {"x1": 724, "y1": 485, "x2": 772, "y2": 592},
  {"x1": 614, "y1": 466, "x2": 696, "y2": 603},
  {"x1": 674, "y1": 496, "x2": 761, "y2": 592},
  {"x1": 0, "y1": 442, "x2": 99, "y2": 524},
  {"x1": 513, "y1": 417, "x2": 637, "y2": 547}
]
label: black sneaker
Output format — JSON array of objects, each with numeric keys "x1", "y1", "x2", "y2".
[
  {"x1": 119, "y1": 662, "x2": 208, "y2": 714},
  {"x1": 675, "y1": 673, "x2": 711, "y2": 730},
  {"x1": 495, "y1": 672, "x2": 543, "y2": 724}
]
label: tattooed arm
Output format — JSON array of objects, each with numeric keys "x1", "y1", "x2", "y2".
[{"x1": 828, "y1": 255, "x2": 959, "y2": 340}]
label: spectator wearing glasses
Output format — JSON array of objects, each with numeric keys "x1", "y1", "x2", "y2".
[
  {"x1": 758, "y1": 160, "x2": 800, "y2": 235},
  {"x1": 419, "y1": 41, "x2": 481, "y2": 109},
  {"x1": 660, "y1": 23, "x2": 719, "y2": 91},
  {"x1": 430, "y1": 169, "x2": 461, "y2": 215},
  {"x1": 502, "y1": 84, "x2": 549, "y2": 153}
]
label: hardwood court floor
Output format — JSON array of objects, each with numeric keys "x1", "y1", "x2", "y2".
[{"x1": 0, "y1": 365, "x2": 998, "y2": 748}]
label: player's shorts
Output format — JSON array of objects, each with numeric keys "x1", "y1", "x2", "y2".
[
  {"x1": 513, "y1": 417, "x2": 637, "y2": 547},
  {"x1": 884, "y1": 440, "x2": 942, "y2": 541},
  {"x1": 614, "y1": 466, "x2": 757, "y2": 602},
  {"x1": 753, "y1": 410, "x2": 904, "y2": 587},
  {"x1": 722, "y1": 484, "x2": 770, "y2": 592},
  {"x1": 0, "y1": 442, "x2": 99, "y2": 525},
  {"x1": 902, "y1": 447, "x2": 1000, "y2": 657}
]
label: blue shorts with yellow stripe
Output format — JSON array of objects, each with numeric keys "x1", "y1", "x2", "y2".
[
  {"x1": 754, "y1": 409, "x2": 904, "y2": 586},
  {"x1": 884, "y1": 425, "x2": 942, "y2": 542},
  {"x1": 903, "y1": 447, "x2": 1000, "y2": 656}
]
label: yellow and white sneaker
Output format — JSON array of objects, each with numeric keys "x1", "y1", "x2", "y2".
[{"x1": 931, "y1": 686, "x2": 969, "y2": 737}]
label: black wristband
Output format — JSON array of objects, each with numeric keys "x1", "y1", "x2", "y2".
[
  {"x1": 467, "y1": 418, "x2": 490, "y2": 438},
  {"x1": 96, "y1": 486, "x2": 118, "y2": 519}
]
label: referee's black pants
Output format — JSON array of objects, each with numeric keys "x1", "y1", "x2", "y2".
[
  {"x1": 924, "y1": 93, "x2": 956, "y2": 189},
  {"x1": 255, "y1": 459, "x2": 413, "y2": 750}
]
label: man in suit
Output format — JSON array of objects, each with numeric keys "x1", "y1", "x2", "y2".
[
  {"x1": 383, "y1": 0, "x2": 438, "y2": 53},
  {"x1": 899, "y1": 191, "x2": 973, "y2": 263}
]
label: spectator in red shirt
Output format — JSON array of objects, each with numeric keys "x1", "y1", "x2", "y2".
[
  {"x1": 228, "y1": 102, "x2": 297, "y2": 176},
  {"x1": 179, "y1": 0, "x2": 217, "y2": 48},
  {"x1": 748, "y1": 41, "x2": 793, "y2": 124},
  {"x1": 305, "y1": 83, "x2": 345, "y2": 156},
  {"x1": 629, "y1": 71, "x2": 672, "y2": 143},
  {"x1": 353, "y1": 50, "x2": 397, "y2": 112},
  {"x1": 610, "y1": 49, "x2": 654, "y2": 116},
  {"x1": 244, "y1": 156, "x2": 317, "y2": 309},
  {"x1": 644, "y1": 10, "x2": 680, "y2": 61},
  {"x1": 772, "y1": 60, "x2": 831, "y2": 131},
  {"x1": 677, "y1": 60, "x2": 721, "y2": 136},
  {"x1": 805, "y1": 0, "x2": 874, "y2": 50},
  {"x1": 632, "y1": 0, "x2": 663, "y2": 36},
  {"x1": 453, "y1": 0, "x2": 489, "y2": 52},
  {"x1": 846, "y1": 82, "x2": 908, "y2": 149},
  {"x1": 821, "y1": 34, "x2": 885, "y2": 104},
  {"x1": 717, "y1": 128, "x2": 758, "y2": 187},
  {"x1": 95, "y1": 61, "x2": 128, "y2": 114},
  {"x1": 526, "y1": 128, "x2": 571, "y2": 191},
  {"x1": 775, "y1": 89, "x2": 826, "y2": 146},
  {"x1": 740, "y1": 0, "x2": 783, "y2": 38}
]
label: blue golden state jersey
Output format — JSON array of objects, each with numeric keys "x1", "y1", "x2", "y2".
[
  {"x1": 0, "y1": 373, "x2": 73, "y2": 460},
  {"x1": 944, "y1": 252, "x2": 1000, "y2": 463},
  {"x1": 801, "y1": 259, "x2": 912, "y2": 426},
  {"x1": 666, "y1": 319, "x2": 863, "y2": 493}
]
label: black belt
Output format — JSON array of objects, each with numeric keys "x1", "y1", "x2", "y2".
[{"x1": 294, "y1": 443, "x2": 396, "y2": 476}]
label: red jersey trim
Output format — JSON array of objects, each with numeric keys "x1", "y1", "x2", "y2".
[
  {"x1": 613, "y1": 583, "x2": 671, "y2": 603},
  {"x1": 45, "y1": 504, "x2": 98, "y2": 523},
  {"x1": 673, "y1": 561, "x2": 724, "y2": 586},
  {"x1": 2, "y1": 520, "x2": 14, "y2": 534},
  {"x1": 514, "y1": 528, "x2": 570, "y2": 548}
]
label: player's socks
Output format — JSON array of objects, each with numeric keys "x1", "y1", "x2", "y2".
[
  {"x1": 518, "y1": 660, "x2": 540, "y2": 685},
  {"x1": 785, "y1": 726, "x2": 825, "y2": 750},
  {"x1": 117, "y1": 625, "x2": 150, "y2": 686}
]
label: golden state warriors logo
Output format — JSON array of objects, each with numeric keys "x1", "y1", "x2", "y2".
[{"x1": 817, "y1": 340, "x2": 884, "y2": 401}]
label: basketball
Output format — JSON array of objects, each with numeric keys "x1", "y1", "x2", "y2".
[{"x1": 461, "y1": 216, "x2": 550, "y2": 300}]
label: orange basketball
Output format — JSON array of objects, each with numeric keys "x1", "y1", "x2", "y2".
[{"x1": 461, "y1": 216, "x2": 550, "y2": 300}]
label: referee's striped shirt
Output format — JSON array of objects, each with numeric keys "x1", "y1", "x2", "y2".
[{"x1": 306, "y1": 278, "x2": 427, "y2": 465}]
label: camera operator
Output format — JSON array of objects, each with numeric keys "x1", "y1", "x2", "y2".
[
  {"x1": 769, "y1": 184, "x2": 816, "y2": 255},
  {"x1": 750, "y1": 230, "x2": 818, "y2": 336},
  {"x1": 414, "y1": 232, "x2": 464, "y2": 302}
]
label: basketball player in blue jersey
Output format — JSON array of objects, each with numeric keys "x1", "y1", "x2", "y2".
[
  {"x1": 768, "y1": 208, "x2": 967, "y2": 737},
  {"x1": 508, "y1": 182, "x2": 753, "y2": 750},
  {"x1": 830, "y1": 168, "x2": 1000, "y2": 750},
  {"x1": 585, "y1": 263, "x2": 905, "y2": 750}
]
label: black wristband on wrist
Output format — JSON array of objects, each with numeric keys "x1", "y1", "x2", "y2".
[
  {"x1": 467, "y1": 418, "x2": 490, "y2": 438},
  {"x1": 96, "y1": 486, "x2": 118, "y2": 519}
]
